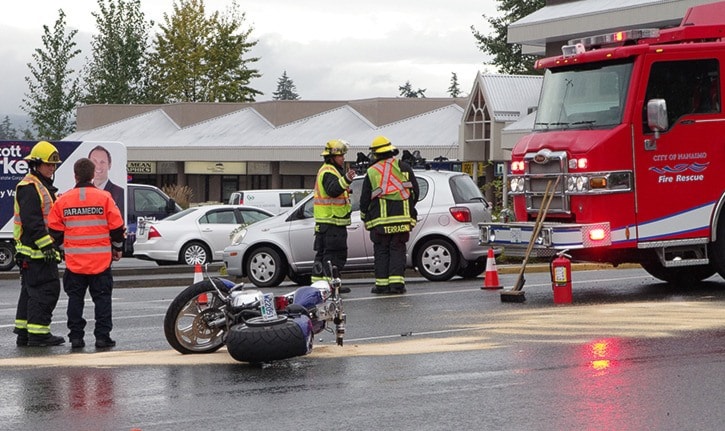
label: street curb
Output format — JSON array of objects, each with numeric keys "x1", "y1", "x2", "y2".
[{"x1": 0, "y1": 262, "x2": 641, "y2": 288}]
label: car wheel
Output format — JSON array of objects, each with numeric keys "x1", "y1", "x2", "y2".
[
  {"x1": 288, "y1": 271, "x2": 312, "y2": 286},
  {"x1": 416, "y1": 238, "x2": 459, "y2": 281},
  {"x1": 180, "y1": 241, "x2": 211, "y2": 266},
  {"x1": 457, "y1": 258, "x2": 485, "y2": 279},
  {"x1": 246, "y1": 246, "x2": 287, "y2": 287},
  {"x1": 0, "y1": 241, "x2": 16, "y2": 271}
]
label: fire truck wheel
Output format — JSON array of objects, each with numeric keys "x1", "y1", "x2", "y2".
[
  {"x1": 640, "y1": 258, "x2": 716, "y2": 285},
  {"x1": 710, "y1": 217, "x2": 725, "y2": 280}
]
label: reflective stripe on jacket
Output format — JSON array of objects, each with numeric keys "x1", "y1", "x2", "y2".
[
  {"x1": 313, "y1": 164, "x2": 351, "y2": 226},
  {"x1": 14, "y1": 173, "x2": 56, "y2": 259},
  {"x1": 364, "y1": 159, "x2": 416, "y2": 230},
  {"x1": 48, "y1": 186, "x2": 125, "y2": 274}
]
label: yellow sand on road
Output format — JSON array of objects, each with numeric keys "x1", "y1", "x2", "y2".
[{"x1": 1, "y1": 300, "x2": 722, "y2": 368}]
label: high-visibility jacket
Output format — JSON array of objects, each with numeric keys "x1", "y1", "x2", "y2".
[
  {"x1": 13, "y1": 172, "x2": 58, "y2": 260},
  {"x1": 313, "y1": 164, "x2": 351, "y2": 226},
  {"x1": 48, "y1": 185, "x2": 125, "y2": 274},
  {"x1": 363, "y1": 158, "x2": 416, "y2": 231}
]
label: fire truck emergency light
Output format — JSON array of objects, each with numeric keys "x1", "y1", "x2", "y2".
[{"x1": 565, "y1": 28, "x2": 660, "y2": 53}]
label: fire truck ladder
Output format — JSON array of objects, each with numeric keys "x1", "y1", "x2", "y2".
[{"x1": 501, "y1": 177, "x2": 560, "y2": 303}]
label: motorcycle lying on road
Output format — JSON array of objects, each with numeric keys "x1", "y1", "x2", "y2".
[{"x1": 163, "y1": 262, "x2": 346, "y2": 363}]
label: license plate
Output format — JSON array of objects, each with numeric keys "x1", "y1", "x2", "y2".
[
  {"x1": 260, "y1": 293, "x2": 278, "y2": 321},
  {"x1": 510, "y1": 228, "x2": 522, "y2": 244}
]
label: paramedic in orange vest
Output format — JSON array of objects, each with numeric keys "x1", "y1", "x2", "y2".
[
  {"x1": 359, "y1": 136, "x2": 418, "y2": 294},
  {"x1": 48, "y1": 158, "x2": 126, "y2": 349},
  {"x1": 312, "y1": 139, "x2": 356, "y2": 286},
  {"x1": 13, "y1": 141, "x2": 64, "y2": 347}
]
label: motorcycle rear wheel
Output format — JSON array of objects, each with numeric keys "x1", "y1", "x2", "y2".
[
  {"x1": 226, "y1": 316, "x2": 311, "y2": 363},
  {"x1": 163, "y1": 280, "x2": 228, "y2": 354}
]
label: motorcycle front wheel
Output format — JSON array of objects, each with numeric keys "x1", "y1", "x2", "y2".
[
  {"x1": 226, "y1": 315, "x2": 312, "y2": 364},
  {"x1": 163, "y1": 280, "x2": 228, "y2": 354}
]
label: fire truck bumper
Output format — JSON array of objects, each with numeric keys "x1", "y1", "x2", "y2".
[{"x1": 478, "y1": 221, "x2": 612, "y2": 257}]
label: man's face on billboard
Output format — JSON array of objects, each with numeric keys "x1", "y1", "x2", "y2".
[{"x1": 89, "y1": 148, "x2": 110, "y2": 186}]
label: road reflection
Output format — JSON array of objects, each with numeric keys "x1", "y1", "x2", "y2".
[{"x1": 0, "y1": 368, "x2": 118, "y2": 430}]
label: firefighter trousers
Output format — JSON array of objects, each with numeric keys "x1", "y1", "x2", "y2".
[
  {"x1": 370, "y1": 230, "x2": 409, "y2": 289},
  {"x1": 313, "y1": 224, "x2": 348, "y2": 280},
  {"x1": 15, "y1": 259, "x2": 61, "y2": 335},
  {"x1": 63, "y1": 267, "x2": 114, "y2": 340}
]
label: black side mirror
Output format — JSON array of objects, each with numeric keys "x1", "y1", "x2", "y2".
[{"x1": 165, "y1": 198, "x2": 176, "y2": 214}]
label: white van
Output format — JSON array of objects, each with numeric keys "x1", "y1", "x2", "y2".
[{"x1": 228, "y1": 189, "x2": 312, "y2": 214}]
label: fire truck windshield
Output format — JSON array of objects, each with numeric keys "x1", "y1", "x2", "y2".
[{"x1": 534, "y1": 59, "x2": 633, "y2": 130}]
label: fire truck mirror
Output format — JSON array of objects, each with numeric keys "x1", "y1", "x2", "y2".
[{"x1": 647, "y1": 98, "x2": 669, "y2": 134}]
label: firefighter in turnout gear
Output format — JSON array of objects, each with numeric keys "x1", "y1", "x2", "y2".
[
  {"x1": 312, "y1": 139, "x2": 356, "y2": 289},
  {"x1": 48, "y1": 158, "x2": 126, "y2": 349},
  {"x1": 13, "y1": 141, "x2": 65, "y2": 347},
  {"x1": 360, "y1": 136, "x2": 418, "y2": 294}
]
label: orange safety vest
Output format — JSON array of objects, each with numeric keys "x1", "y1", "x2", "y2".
[
  {"x1": 369, "y1": 158, "x2": 413, "y2": 200},
  {"x1": 48, "y1": 186, "x2": 124, "y2": 274}
]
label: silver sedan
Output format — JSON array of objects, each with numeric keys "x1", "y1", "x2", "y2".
[{"x1": 134, "y1": 204, "x2": 273, "y2": 266}]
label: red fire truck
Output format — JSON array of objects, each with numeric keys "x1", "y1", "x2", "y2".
[{"x1": 479, "y1": 1, "x2": 725, "y2": 284}]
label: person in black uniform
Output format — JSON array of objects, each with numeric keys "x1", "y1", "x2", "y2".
[
  {"x1": 359, "y1": 136, "x2": 418, "y2": 294},
  {"x1": 13, "y1": 141, "x2": 65, "y2": 347},
  {"x1": 312, "y1": 139, "x2": 356, "y2": 291}
]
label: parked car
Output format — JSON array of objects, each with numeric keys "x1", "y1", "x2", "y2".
[
  {"x1": 223, "y1": 170, "x2": 496, "y2": 287},
  {"x1": 134, "y1": 204, "x2": 273, "y2": 266}
]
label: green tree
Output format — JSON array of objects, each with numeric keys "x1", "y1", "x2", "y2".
[
  {"x1": 149, "y1": 0, "x2": 262, "y2": 103},
  {"x1": 22, "y1": 9, "x2": 82, "y2": 139},
  {"x1": 448, "y1": 72, "x2": 461, "y2": 97},
  {"x1": 84, "y1": 0, "x2": 152, "y2": 104},
  {"x1": 272, "y1": 70, "x2": 300, "y2": 100},
  {"x1": 398, "y1": 81, "x2": 426, "y2": 98},
  {"x1": 471, "y1": 0, "x2": 545, "y2": 75},
  {"x1": 0, "y1": 116, "x2": 19, "y2": 139}
]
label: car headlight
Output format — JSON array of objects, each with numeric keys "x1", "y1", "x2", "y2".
[{"x1": 230, "y1": 228, "x2": 248, "y2": 245}]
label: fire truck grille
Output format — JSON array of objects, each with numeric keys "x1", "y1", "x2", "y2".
[{"x1": 524, "y1": 150, "x2": 569, "y2": 214}]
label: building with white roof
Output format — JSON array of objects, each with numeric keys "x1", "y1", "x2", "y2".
[{"x1": 67, "y1": 74, "x2": 542, "y2": 203}]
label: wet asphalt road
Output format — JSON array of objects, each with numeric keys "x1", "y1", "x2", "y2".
[{"x1": 0, "y1": 263, "x2": 724, "y2": 430}]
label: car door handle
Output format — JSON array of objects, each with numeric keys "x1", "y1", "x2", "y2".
[
  {"x1": 347, "y1": 224, "x2": 360, "y2": 230},
  {"x1": 202, "y1": 228, "x2": 213, "y2": 232}
]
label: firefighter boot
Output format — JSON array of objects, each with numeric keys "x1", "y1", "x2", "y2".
[
  {"x1": 27, "y1": 333, "x2": 65, "y2": 347},
  {"x1": 13, "y1": 328, "x2": 28, "y2": 347},
  {"x1": 371, "y1": 285, "x2": 390, "y2": 294},
  {"x1": 389, "y1": 283, "x2": 407, "y2": 294}
]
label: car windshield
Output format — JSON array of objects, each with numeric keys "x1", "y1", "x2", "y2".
[
  {"x1": 240, "y1": 209, "x2": 272, "y2": 224},
  {"x1": 164, "y1": 207, "x2": 199, "y2": 221},
  {"x1": 449, "y1": 174, "x2": 486, "y2": 204},
  {"x1": 535, "y1": 59, "x2": 633, "y2": 130}
]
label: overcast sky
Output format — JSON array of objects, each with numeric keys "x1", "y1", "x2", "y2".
[{"x1": 0, "y1": 0, "x2": 499, "y2": 118}]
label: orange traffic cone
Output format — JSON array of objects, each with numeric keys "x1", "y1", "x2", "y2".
[
  {"x1": 193, "y1": 263, "x2": 203, "y2": 284},
  {"x1": 482, "y1": 247, "x2": 503, "y2": 290}
]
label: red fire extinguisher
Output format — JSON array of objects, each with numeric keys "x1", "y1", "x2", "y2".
[{"x1": 550, "y1": 250, "x2": 572, "y2": 304}]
